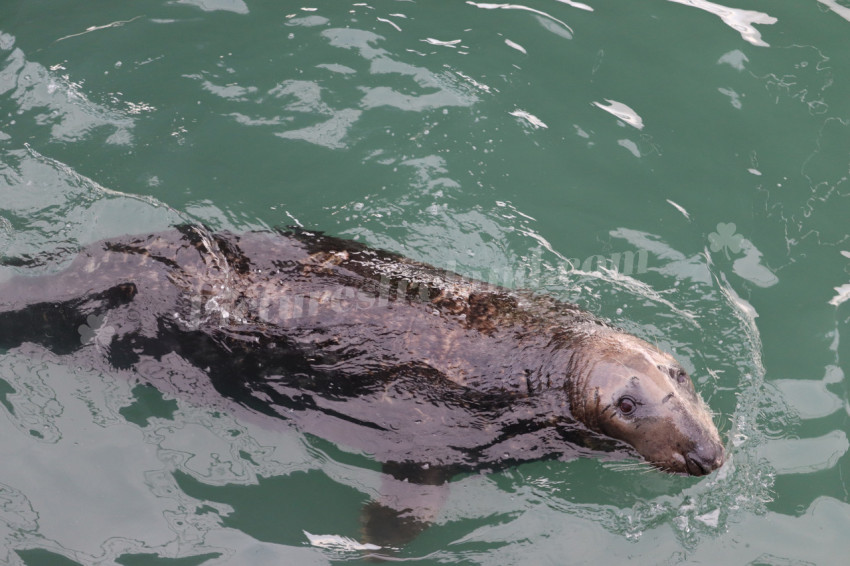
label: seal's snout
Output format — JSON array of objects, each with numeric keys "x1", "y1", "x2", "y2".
[{"x1": 685, "y1": 444, "x2": 725, "y2": 476}]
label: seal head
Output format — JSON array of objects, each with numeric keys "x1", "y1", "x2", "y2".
[{"x1": 569, "y1": 331, "x2": 725, "y2": 475}]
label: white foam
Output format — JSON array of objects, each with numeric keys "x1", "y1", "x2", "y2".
[
  {"x1": 509, "y1": 109, "x2": 548, "y2": 129},
  {"x1": 592, "y1": 99, "x2": 644, "y2": 130},
  {"x1": 303, "y1": 531, "x2": 381, "y2": 551},
  {"x1": 666, "y1": 0, "x2": 777, "y2": 47}
]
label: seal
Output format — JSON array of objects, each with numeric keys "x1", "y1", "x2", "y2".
[{"x1": 0, "y1": 226, "x2": 724, "y2": 545}]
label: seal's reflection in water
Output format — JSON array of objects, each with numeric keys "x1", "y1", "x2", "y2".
[{"x1": 0, "y1": 226, "x2": 724, "y2": 548}]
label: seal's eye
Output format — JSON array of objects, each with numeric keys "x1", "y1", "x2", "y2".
[
  {"x1": 617, "y1": 396, "x2": 637, "y2": 415},
  {"x1": 662, "y1": 365, "x2": 688, "y2": 384}
]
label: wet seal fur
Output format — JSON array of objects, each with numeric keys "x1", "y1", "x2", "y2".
[{"x1": 0, "y1": 226, "x2": 724, "y2": 547}]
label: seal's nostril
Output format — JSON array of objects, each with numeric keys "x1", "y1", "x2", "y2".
[
  {"x1": 685, "y1": 453, "x2": 709, "y2": 476},
  {"x1": 685, "y1": 444, "x2": 725, "y2": 476}
]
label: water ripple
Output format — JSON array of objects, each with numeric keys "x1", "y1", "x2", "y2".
[{"x1": 666, "y1": 0, "x2": 777, "y2": 47}]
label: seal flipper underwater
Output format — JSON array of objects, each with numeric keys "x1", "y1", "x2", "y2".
[
  {"x1": 0, "y1": 226, "x2": 725, "y2": 547},
  {"x1": 362, "y1": 460, "x2": 455, "y2": 549}
]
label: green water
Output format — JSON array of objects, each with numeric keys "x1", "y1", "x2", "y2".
[{"x1": 1, "y1": 0, "x2": 849, "y2": 563}]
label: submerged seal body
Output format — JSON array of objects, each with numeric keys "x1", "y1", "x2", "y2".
[{"x1": 0, "y1": 227, "x2": 724, "y2": 542}]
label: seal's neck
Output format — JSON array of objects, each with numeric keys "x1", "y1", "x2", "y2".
[{"x1": 551, "y1": 325, "x2": 619, "y2": 429}]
